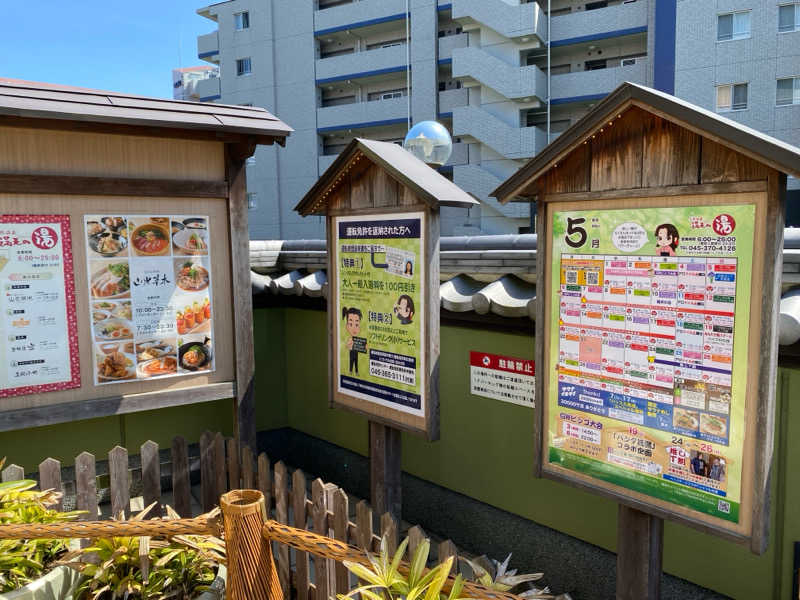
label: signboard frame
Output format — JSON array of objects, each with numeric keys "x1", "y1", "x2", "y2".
[
  {"x1": 534, "y1": 186, "x2": 781, "y2": 548},
  {"x1": 327, "y1": 206, "x2": 440, "y2": 439}
]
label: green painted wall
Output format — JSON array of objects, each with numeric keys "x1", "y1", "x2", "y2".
[
  {"x1": 276, "y1": 307, "x2": 800, "y2": 599},
  {"x1": 0, "y1": 399, "x2": 233, "y2": 471}
]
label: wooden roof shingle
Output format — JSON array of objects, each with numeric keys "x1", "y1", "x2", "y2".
[{"x1": 0, "y1": 79, "x2": 292, "y2": 144}]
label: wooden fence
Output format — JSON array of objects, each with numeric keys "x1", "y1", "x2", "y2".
[{"x1": 0, "y1": 431, "x2": 461, "y2": 600}]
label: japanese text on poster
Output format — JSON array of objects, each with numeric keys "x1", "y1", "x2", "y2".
[
  {"x1": 0, "y1": 215, "x2": 80, "y2": 397},
  {"x1": 335, "y1": 213, "x2": 425, "y2": 416},
  {"x1": 470, "y1": 351, "x2": 534, "y2": 407},
  {"x1": 84, "y1": 215, "x2": 215, "y2": 385},
  {"x1": 548, "y1": 205, "x2": 754, "y2": 523}
]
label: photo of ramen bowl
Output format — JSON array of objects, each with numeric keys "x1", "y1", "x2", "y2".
[
  {"x1": 173, "y1": 228, "x2": 209, "y2": 255},
  {"x1": 178, "y1": 340, "x2": 211, "y2": 371},
  {"x1": 175, "y1": 261, "x2": 210, "y2": 292},
  {"x1": 131, "y1": 223, "x2": 170, "y2": 256}
]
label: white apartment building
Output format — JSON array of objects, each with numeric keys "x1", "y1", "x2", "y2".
[
  {"x1": 193, "y1": 0, "x2": 672, "y2": 238},
  {"x1": 172, "y1": 65, "x2": 220, "y2": 101},
  {"x1": 675, "y1": 0, "x2": 800, "y2": 216}
]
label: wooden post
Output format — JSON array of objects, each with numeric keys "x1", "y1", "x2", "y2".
[
  {"x1": 616, "y1": 505, "x2": 663, "y2": 600},
  {"x1": 370, "y1": 422, "x2": 402, "y2": 520}
]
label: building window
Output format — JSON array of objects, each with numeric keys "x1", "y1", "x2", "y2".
[
  {"x1": 235, "y1": 11, "x2": 250, "y2": 30},
  {"x1": 779, "y1": 3, "x2": 800, "y2": 32},
  {"x1": 716, "y1": 83, "x2": 748, "y2": 111},
  {"x1": 247, "y1": 192, "x2": 257, "y2": 210},
  {"x1": 777, "y1": 77, "x2": 800, "y2": 105},
  {"x1": 717, "y1": 11, "x2": 750, "y2": 41},
  {"x1": 585, "y1": 1, "x2": 608, "y2": 10},
  {"x1": 236, "y1": 57, "x2": 252, "y2": 76}
]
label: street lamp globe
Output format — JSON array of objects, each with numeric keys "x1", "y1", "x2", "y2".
[{"x1": 402, "y1": 120, "x2": 452, "y2": 167}]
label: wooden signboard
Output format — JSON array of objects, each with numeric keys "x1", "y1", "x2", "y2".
[
  {"x1": 493, "y1": 83, "x2": 800, "y2": 558},
  {"x1": 0, "y1": 80, "x2": 291, "y2": 452},
  {"x1": 296, "y1": 138, "x2": 477, "y2": 440}
]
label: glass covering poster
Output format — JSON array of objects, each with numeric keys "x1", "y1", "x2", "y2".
[
  {"x1": 84, "y1": 215, "x2": 214, "y2": 385},
  {"x1": 0, "y1": 215, "x2": 80, "y2": 397},
  {"x1": 548, "y1": 204, "x2": 754, "y2": 523},
  {"x1": 335, "y1": 213, "x2": 425, "y2": 416}
]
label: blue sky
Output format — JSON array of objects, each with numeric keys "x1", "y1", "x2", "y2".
[{"x1": 1, "y1": 1, "x2": 216, "y2": 98}]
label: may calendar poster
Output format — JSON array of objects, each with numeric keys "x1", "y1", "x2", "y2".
[{"x1": 547, "y1": 204, "x2": 755, "y2": 523}]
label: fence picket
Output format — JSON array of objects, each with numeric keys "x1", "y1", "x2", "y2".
[
  {"x1": 109, "y1": 446, "x2": 129, "y2": 519},
  {"x1": 75, "y1": 451, "x2": 97, "y2": 549},
  {"x1": 140, "y1": 441, "x2": 161, "y2": 518},
  {"x1": 274, "y1": 461, "x2": 290, "y2": 597},
  {"x1": 312, "y1": 479, "x2": 330, "y2": 600},
  {"x1": 171, "y1": 436, "x2": 192, "y2": 518},
  {"x1": 213, "y1": 433, "x2": 226, "y2": 498},
  {"x1": 408, "y1": 525, "x2": 426, "y2": 561},
  {"x1": 38, "y1": 458, "x2": 62, "y2": 511},
  {"x1": 242, "y1": 446, "x2": 254, "y2": 489},
  {"x1": 1, "y1": 464, "x2": 24, "y2": 482},
  {"x1": 257, "y1": 453, "x2": 271, "y2": 515},
  {"x1": 438, "y1": 540, "x2": 458, "y2": 574},
  {"x1": 333, "y1": 488, "x2": 350, "y2": 594},
  {"x1": 380, "y1": 512, "x2": 398, "y2": 555},
  {"x1": 226, "y1": 438, "x2": 240, "y2": 491},
  {"x1": 199, "y1": 431, "x2": 215, "y2": 512},
  {"x1": 355, "y1": 500, "x2": 372, "y2": 550},
  {"x1": 292, "y1": 469, "x2": 310, "y2": 600}
]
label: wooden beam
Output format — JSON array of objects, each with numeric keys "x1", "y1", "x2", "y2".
[
  {"x1": 0, "y1": 382, "x2": 235, "y2": 432},
  {"x1": 616, "y1": 506, "x2": 663, "y2": 600},
  {"x1": 225, "y1": 145, "x2": 257, "y2": 454},
  {"x1": 541, "y1": 180, "x2": 767, "y2": 204},
  {"x1": 0, "y1": 173, "x2": 228, "y2": 198},
  {"x1": 370, "y1": 422, "x2": 402, "y2": 520}
]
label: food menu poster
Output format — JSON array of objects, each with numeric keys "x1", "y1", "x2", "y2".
[
  {"x1": 547, "y1": 204, "x2": 755, "y2": 523},
  {"x1": 335, "y1": 213, "x2": 425, "y2": 417},
  {"x1": 0, "y1": 215, "x2": 80, "y2": 397},
  {"x1": 84, "y1": 215, "x2": 215, "y2": 385}
]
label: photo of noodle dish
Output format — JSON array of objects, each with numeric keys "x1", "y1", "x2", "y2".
[
  {"x1": 137, "y1": 355, "x2": 178, "y2": 378},
  {"x1": 700, "y1": 413, "x2": 728, "y2": 437},
  {"x1": 96, "y1": 350, "x2": 136, "y2": 382},
  {"x1": 174, "y1": 257, "x2": 210, "y2": 292},
  {"x1": 172, "y1": 227, "x2": 209, "y2": 256},
  {"x1": 673, "y1": 407, "x2": 700, "y2": 431},
  {"x1": 129, "y1": 220, "x2": 170, "y2": 257},
  {"x1": 177, "y1": 335, "x2": 213, "y2": 372}
]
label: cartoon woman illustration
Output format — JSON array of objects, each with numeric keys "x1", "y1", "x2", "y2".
[
  {"x1": 342, "y1": 306, "x2": 365, "y2": 374},
  {"x1": 404, "y1": 261, "x2": 413, "y2": 276},
  {"x1": 655, "y1": 223, "x2": 679, "y2": 256},
  {"x1": 393, "y1": 294, "x2": 415, "y2": 325}
]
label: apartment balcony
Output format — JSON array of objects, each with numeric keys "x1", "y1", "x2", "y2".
[
  {"x1": 445, "y1": 141, "x2": 469, "y2": 167},
  {"x1": 452, "y1": 46, "x2": 546, "y2": 101},
  {"x1": 316, "y1": 45, "x2": 408, "y2": 83},
  {"x1": 194, "y1": 76, "x2": 221, "y2": 102},
  {"x1": 551, "y1": 59, "x2": 649, "y2": 102},
  {"x1": 438, "y1": 88, "x2": 468, "y2": 114},
  {"x1": 317, "y1": 96, "x2": 408, "y2": 131},
  {"x1": 453, "y1": 105, "x2": 547, "y2": 160},
  {"x1": 438, "y1": 32, "x2": 469, "y2": 61},
  {"x1": 314, "y1": 0, "x2": 406, "y2": 35},
  {"x1": 454, "y1": 164, "x2": 528, "y2": 219},
  {"x1": 197, "y1": 31, "x2": 219, "y2": 63},
  {"x1": 452, "y1": 0, "x2": 547, "y2": 42},
  {"x1": 551, "y1": 1, "x2": 648, "y2": 45}
]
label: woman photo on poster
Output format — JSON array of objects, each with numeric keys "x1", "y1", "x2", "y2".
[{"x1": 394, "y1": 294, "x2": 415, "y2": 325}]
